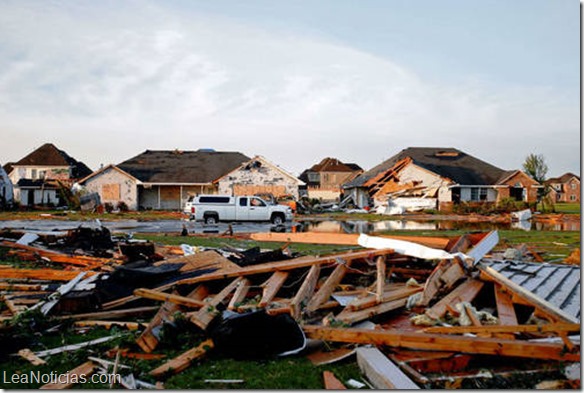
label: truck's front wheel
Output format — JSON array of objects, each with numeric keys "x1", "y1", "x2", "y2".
[
  {"x1": 204, "y1": 215, "x2": 218, "y2": 225},
  {"x1": 271, "y1": 214, "x2": 285, "y2": 225}
]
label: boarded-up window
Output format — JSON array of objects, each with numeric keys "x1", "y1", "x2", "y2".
[{"x1": 102, "y1": 184, "x2": 120, "y2": 200}]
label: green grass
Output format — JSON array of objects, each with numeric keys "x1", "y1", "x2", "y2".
[{"x1": 553, "y1": 202, "x2": 581, "y2": 214}]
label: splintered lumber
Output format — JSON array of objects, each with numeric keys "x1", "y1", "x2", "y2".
[
  {"x1": 302, "y1": 326, "x2": 580, "y2": 361},
  {"x1": 189, "y1": 278, "x2": 244, "y2": 330},
  {"x1": 176, "y1": 249, "x2": 395, "y2": 286},
  {"x1": 376, "y1": 256, "x2": 386, "y2": 302},
  {"x1": 425, "y1": 279, "x2": 484, "y2": 320},
  {"x1": 422, "y1": 323, "x2": 581, "y2": 335},
  {"x1": 40, "y1": 361, "x2": 97, "y2": 389},
  {"x1": 495, "y1": 284, "x2": 518, "y2": 339},
  {"x1": 479, "y1": 264, "x2": 578, "y2": 324},
  {"x1": 138, "y1": 286, "x2": 208, "y2": 353},
  {"x1": 259, "y1": 271, "x2": 289, "y2": 307},
  {"x1": 0, "y1": 268, "x2": 97, "y2": 281},
  {"x1": 334, "y1": 298, "x2": 409, "y2": 325},
  {"x1": 149, "y1": 339, "x2": 214, "y2": 378},
  {"x1": 134, "y1": 288, "x2": 207, "y2": 309},
  {"x1": 17, "y1": 348, "x2": 46, "y2": 366},
  {"x1": 35, "y1": 335, "x2": 121, "y2": 358},
  {"x1": 73, "y1": 320, "x2": 147, "y2": 330},
  {"x1": 356, "y1": 347, "x2": 419, "y2": 389},
  {"x1": 56, "y1": 306, "x2": 159, "y2": 321},
  {"x1": 155, "y1": 250, "x2": 240, "y2": 272},
  {"x1": 347, "y1": 284, "x2": 422, "y2": 311},
  {"x1": 307, "y1": 259, "x2": 351, "y2": 312},
  {"x1": 0, "y1": 241, "x2": 65, "y2": 256},
  {"x1": 290, "y1": 264, "x2": 320, "y2": 319},
  {"x1": 250, "y1": 232, "x2": 450, "y2": 250},
  {"x1": 322, "y1": 371, "x2": 347, "y2": 389},
  {"x1": 227, "y1": 278, "x2": 251, "y2": 311}
]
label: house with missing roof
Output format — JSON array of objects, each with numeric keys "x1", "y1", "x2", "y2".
[
  {"x1": 545, "y1": 173, "x2": 580, "y2": 203},
  {"x1": 5, "y1": 143, "x2": 92, "y2": 207},
  {"x1": 79, "y1": 149, "x2": 251, "y2": 210},
  {"x1": 343, "y1": 147, "x2": 542, "y2": 211},
  {"x1": 215, "y1": 155, "x2": 304, "y2": 200},
  {"x1": 298, "y1": 157, "x2": 363, "y2": 202}
]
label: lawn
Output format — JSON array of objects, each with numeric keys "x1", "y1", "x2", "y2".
[{"x1": 553, "y1": 202, "x2": 581, "y2": 214}]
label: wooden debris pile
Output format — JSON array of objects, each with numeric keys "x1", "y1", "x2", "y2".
[{"x1": 0, "y1": 228, "x2": 580, "y2": 389}]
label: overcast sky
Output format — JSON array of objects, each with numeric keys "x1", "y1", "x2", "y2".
[{"x1": 0, "y1": 0, "x2": 579, "y2": 177}]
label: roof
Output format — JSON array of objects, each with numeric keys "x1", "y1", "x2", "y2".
[
  {"x1": 78, "y1": 164, "x2": 140, "y2": 185},
  {"x1": 117, "y1": 149, "x2": 250, "y2": 184},
  {"x1": 344, "y1": 147, "x2": 507, "y2": 188},
  {"x1": 310, "y1": 157, "x2": 361, "y2": 173},
  {"x1": 13, "y1": 143, "x2": 92, "y2": 179},
  {"x1": 3, "y1": 163, "x2": 14, "y2": 175},
  {"x1": 545, "y1": 172, "x2": 581, "y2": 185},
  {"x1": 215, "y1": 155, "x2": 305, "y2": 185},
  {"x1": 481, "y1": 259, "x2": 580, "y2": 322}
]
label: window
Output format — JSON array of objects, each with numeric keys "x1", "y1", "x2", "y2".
[
  {"x1": 570, "y1": 195, "x2": 576, "y2": 201},
  {"x1": 571, "y1": 183, "x2": 577, "y2": 190},
  {"x1": 250, "y1": 197, "x2": 266, "y2": 207},
  {"x1": 31, "y1": 169, "x2": 37, "y2": 179},
  {"x1": 307, "y1": 172, "x2": 320, "y2": 183},
  {"x1": 470, "y1": 188, "x2": 488, "y2": 201},
  {"x1": 239, "y1": 197, "x2": 248, "y2": 206},
  {"x1": 199, "y1": 196, "x2": 231, "y2": 203},
  {"x1": 480, "y1": 188, "x2": 488, "y2": 201}
]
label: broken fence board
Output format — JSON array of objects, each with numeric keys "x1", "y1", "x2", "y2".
[
  {"x1": 303, "y1": 326, "x2": 580, "y2": 361},
  {"x1": 356, "y1": 347, "x2": 420, "y2": 389}
]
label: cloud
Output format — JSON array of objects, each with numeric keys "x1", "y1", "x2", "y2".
[{"x1": 0, "y1": 1, "x2": 578, "y2": 177}]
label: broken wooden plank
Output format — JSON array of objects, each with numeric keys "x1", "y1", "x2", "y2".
[
  {"x1": 376, "y1": 256, "x2": 386, "y2": 303},
  {"x1": 425, "y1": 279, "x2": 484, "y2": 320},
  {"x1": 56, "y1": 306, "x2": 158, "y2": 321},
  {"x1": 322, "y1": 371, "x2": 346, "y2": 389},
  {"x1": 35, "y1": 335, "x2": 121, "y2": 358},
  {"x1": 40, "y1": 361, "x2": 97, "y2": 389},
  {"x1": 290, "y1": 264, "x2": 320, "y2": 319},
  {"x1": 149, "y1": 339, "x2": 214, "y2": 379},
  {"x1": 356, "y1": 347, "x2": 419, "y2": 389},
  {"x1": 176, "y1": 249, "x2": 395, "y2": 286},
  {"x1": 307, "y1": 259, "x2": 351, "y2": 312},
  {"x1": 73, "y1": 320, "x2": 147, "y2": 330},
  {"x1": 155, "y1": 250, "x2": 240, "y2": 272},
  {"x1": 134, "y1": 288, "x2": 206, "y2": 309},
  {"x1": 303, "y1": 325, "x2": 580, "y2": 361},
  {"x1": 189, "y1": 278, "x2": 244, "y2": 330},
  {"x1": 307, "y1": 347, "x2": 356, "y2": 366},
  {"x1": 259, "y1": 271, "x2": 289, "y2": 308},
  {"x1": 423, "y1": 322, "x2": 581, "y2": 335},
  {"x1": 0, "y1": 268, "x2": 97, "y2": 281},
  {"x1": 479, "y1": 264, "x2": 578, "y2": 324},
  {"x1": 227, "y1": 278, "x2": 251, "y2": 311},
  {"x1": 494, "y1": 284, "x2": 518, "y2": 339},
  {"x1": 334, "y1": 298, "x2": 408, "y2": 325},
  {"x1": 249, "y1": 232, "x2": 450, "y2": 249},
  {"x1": 17, "y1": 348, "x2": 46, "y2": 366},
  {"x1": 346, "y1": 285, "x2": 422, "y2": 311}
]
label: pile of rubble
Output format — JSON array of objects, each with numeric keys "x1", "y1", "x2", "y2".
[{"x1": 0, "y1": 225, "x2": 580, "y2": 389}]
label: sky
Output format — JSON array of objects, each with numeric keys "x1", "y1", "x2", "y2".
[{"x1": 0, "y1": 0, "x2": 579, "y2": 178}]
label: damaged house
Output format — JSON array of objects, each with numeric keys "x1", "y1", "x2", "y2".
[
  {"x1": 343, "y1": 147, "x2": 542, "y2": 211},
  {"x1": 5, "y1": 143, "x2": 92, "y2": 207},
  {"x1": 0, "y1": 163, "x2": 14, "y2": 208},
  {"x1": 299, "y1": 157, "x2": 363, "y2": 202},
  {"x1": 215, "y1": 155, "x2": 304, "y2": 200},
  {"x1": 79, "y1": 149, "x2": 249, "y2": 210}
]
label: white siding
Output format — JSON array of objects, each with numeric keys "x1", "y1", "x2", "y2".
[
  {"x1": 84, "y1": 168, "x2": 139, "y2": 210},
  {"x1": 217, "y1": 162, "x2": 300, "y2": 199}
]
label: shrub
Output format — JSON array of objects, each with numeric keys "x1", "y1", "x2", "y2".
[
  {"x1": 116, "y1": 201, "x2": 129, "y2": 212},
  {"x1": 104, "y1": 202, "x2": 114, "y2": 213}
]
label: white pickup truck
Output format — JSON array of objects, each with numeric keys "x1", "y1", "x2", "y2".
[{"x1": 184, "y1": 195, "x2": 293, "y2": 225}]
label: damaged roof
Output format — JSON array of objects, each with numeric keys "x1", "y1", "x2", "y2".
[
  {"x1": 481, "y1": 259, "x2": 580, "y2": 322},
  {"x1": 344, "y1": 147, "x2": 508, "y2": 188},
  {"x1": 13, "y1": 143, "x2": 93, "y2": 179},
  {"x1": 546, "y1": 172, "x2": 581, "y2": 184},
  {"x1": 309, "y1": 157, "x2": 362, "y2": 173},
  {"x1": 117, "y1": 149, "x2": 250, "y2": 184}
]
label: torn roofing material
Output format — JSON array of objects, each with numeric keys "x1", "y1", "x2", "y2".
[
  {"x1": 344, "y1": 147, "x2": 508, "y2": 189},
  {"x1": 481, "y1": 259, "x2": 581, "y2": 322},
  {"x1": 117, "y1": 149, "x2": 250, "y2": 184}
]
